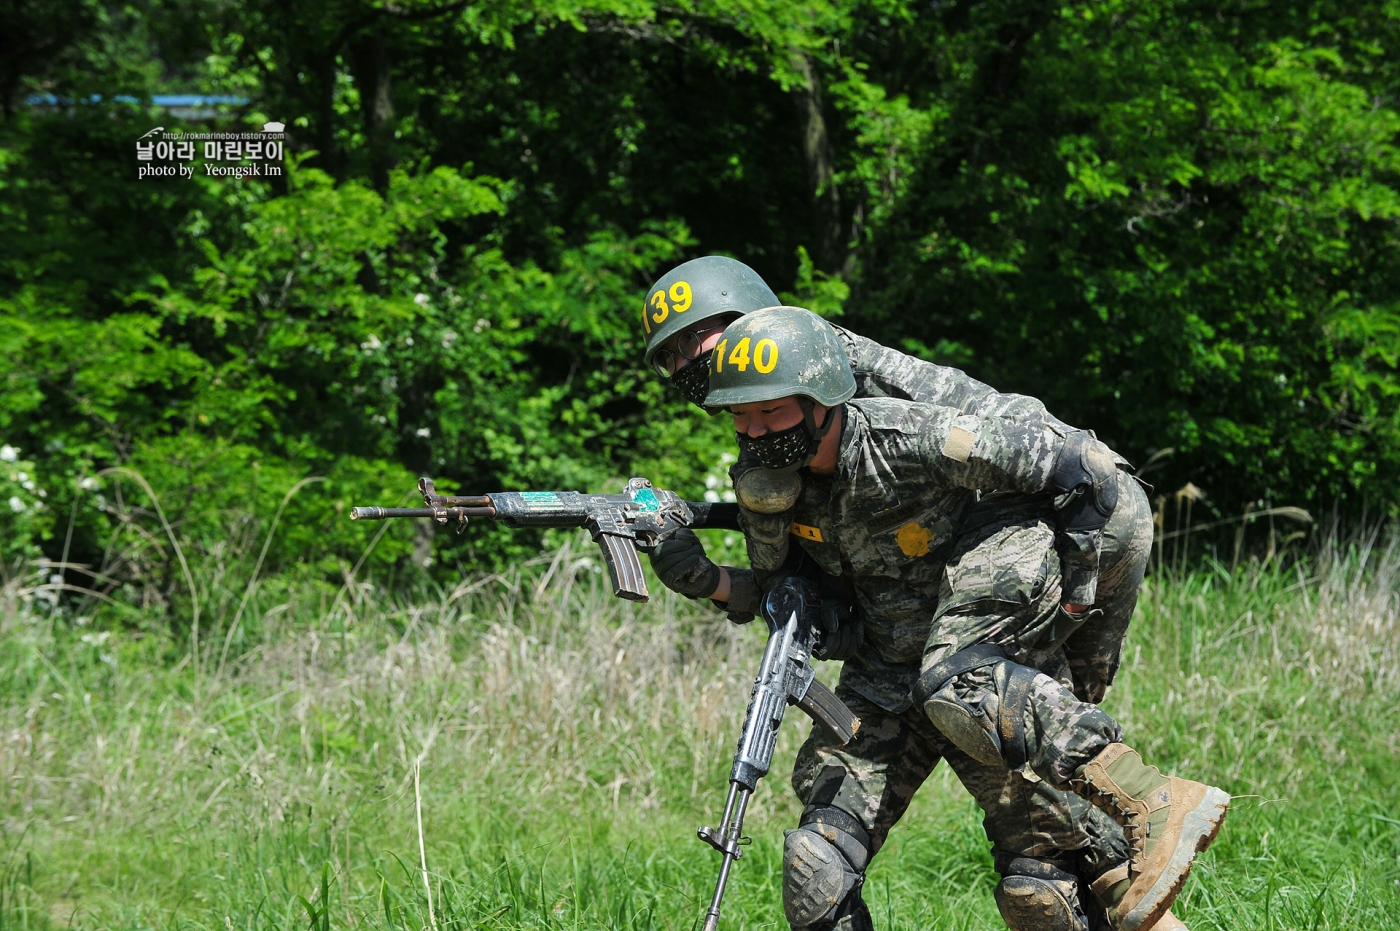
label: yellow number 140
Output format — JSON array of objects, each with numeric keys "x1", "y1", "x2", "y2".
[{"x1": 713, "y1": 337, "x2": 778, "y2": 374}]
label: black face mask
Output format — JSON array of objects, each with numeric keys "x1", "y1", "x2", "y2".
[
  {"x1": 738, "y1": 423, "x2": 819, "y2": 472},
  {"x1": 670, "y1": 353, "x2": 713, "y2": 408}
]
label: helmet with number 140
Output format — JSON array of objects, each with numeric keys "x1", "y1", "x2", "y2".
[
  {"x1": 641, "y1": 256, "x2": 781, "y2": 406},
  {"x1": 706, "y1": 306, "x2": 856, "y2": 409},
  {"x1": 706, "y1": 306, "x2": 856, "y2": 473}
]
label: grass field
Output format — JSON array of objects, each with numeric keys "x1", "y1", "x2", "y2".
[{"x1": 1, "y1": 532, "x2": 1398, "y2": 931}]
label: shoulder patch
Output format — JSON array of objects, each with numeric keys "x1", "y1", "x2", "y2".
[{"x1": 942, "y1": 426, "x2": 977, "y2": 462}]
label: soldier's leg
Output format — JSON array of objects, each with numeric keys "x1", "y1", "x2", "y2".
[
  {"x1": 1065, "y1": 472, "x2": 1153, "y2": 703},
  {"x1": 794, "y1": 681, "x2": 1126, "y2": 931},
  {"x1": 911, "y1": 506, "x2": 1227, "y2": 931},
  {"x1": 940, "y1": 655, "x2": 1126, "y2": 931},
  {"x1": 789, "y1": 688, "x2": 945, "y2": 931}
]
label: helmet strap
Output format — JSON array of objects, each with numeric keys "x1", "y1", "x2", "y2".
[{"x1": 799, "y1": 397, "x2": 839, "y2": 443}]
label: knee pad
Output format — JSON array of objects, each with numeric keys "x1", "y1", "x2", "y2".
[
  {"x1": 914, "y1": 645, "x2": 1039, "y2": 769},
  {"x1": 783, "y1": 808, "x2": 870, "y2": 929},
  {"x1": 994, "y1": 858, "x2": 1088, "y2": 931}
]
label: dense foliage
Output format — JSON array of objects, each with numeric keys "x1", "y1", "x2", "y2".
[{"x1": 1, "y1": 0, "x2": 1398, "y2": 605}]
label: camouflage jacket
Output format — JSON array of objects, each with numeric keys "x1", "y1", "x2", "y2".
[
  {"x1": 836, "y1": 326, "x2": 1082, "y2": 435},
  {"x1": 734, "y1": 325, "x2": 1111, "y2": 603},
  {"x1": 782, "y1": 398, "x2": 1067, "y2": 711}
]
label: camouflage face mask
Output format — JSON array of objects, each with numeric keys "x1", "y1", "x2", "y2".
[
  {"x1": 737, "y1": 423, "x2": 817, "y2": 473},
  {"x1": 671, "y1": 353, "x2": 713, "y2": 407}
]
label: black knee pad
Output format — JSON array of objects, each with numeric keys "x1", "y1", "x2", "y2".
[
  {"x1": 783, "y1": 808, "x2": 870, "y2": 929},
  {"x1": 914, "y1": 645, "x2": 1039, "y2": 769},
  {"x1": 994, "y1": 857, "x2": 1088, "y2": 931}
]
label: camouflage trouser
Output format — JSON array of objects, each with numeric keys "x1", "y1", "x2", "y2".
[
  {"x1": 792, "y1": 683, "x2": 1132, "y2": 878},
  {"x1": 919, "y1": 496, "x2": 1128, "y2": 788},
  {"x1": 1065, "y1": 473, "x2": 1153, "y2": 703}
]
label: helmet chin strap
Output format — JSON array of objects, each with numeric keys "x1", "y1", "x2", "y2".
[
  {"x1": 798, "y1": 397, "x2": 839, "y2": 443},
  {"x1": 794, "y1": 397, "x2": 840, "y2": 470}
]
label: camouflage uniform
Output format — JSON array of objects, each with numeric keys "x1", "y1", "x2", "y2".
[
  {"x1": 792, "y1": 679, "x2": 1130, "y2": 885},
  {"x1": 741, "y1": 326, "x2": 1151, "y2": 702},
  {"x1": 778, "y1": 397, "x2": 1138, "y2": 787},
  {"x1": 742, "y1": 401, "x2": 1143, "y2": 931}
]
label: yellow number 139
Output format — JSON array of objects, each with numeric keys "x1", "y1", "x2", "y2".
[{"x1": 642, "y1": 281, "x2": 694, "y2": 334}]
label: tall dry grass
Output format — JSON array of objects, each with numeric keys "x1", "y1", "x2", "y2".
[{"x1": 0, "y1": 528, "x2": 1396, "y2": 929}]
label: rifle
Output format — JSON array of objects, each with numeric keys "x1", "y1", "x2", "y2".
[
  {"x1": 350, "y1": 477, "x2": 740, "y2": 602},
  {"x1": 697, "y1": 577, "x2": 861, "y2": 931}
]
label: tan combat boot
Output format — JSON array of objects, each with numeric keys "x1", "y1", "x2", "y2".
[
  {"x1": 1075, "y1": 744, "x2": 1229, "y2": 931},
  {"x1": 1091, "y1": 870, "x2": 1190, "y2": 930}
]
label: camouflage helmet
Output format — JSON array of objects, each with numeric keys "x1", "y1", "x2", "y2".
[
  {"x1": 641, "y1": 256, "x2": 780, "y2": 371},
  {"x1": 704, "y1": 306, "x2": 856, "y2": 410}
]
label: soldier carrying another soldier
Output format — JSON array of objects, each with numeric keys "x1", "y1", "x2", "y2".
[
  {"x1": 696, "y1": 304, "x2": 1228, "y2": 931},
  {"x1": 636, "y1": 259, "x2": 1202, "y2": 931}
]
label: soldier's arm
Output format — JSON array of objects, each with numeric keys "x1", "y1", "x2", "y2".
[
  {"x1": 917, "y1": 407, "x2": 1120, "y2": 606},
  {"x1": 915, "y1": 407, "x2": 1065, "y2": 493},
  {"x1": 836, "y1": 326, "x2": 997, "y2": 410},
  {"x1": 836, "y1": 326, "x2": 1120, "y2": 454}
]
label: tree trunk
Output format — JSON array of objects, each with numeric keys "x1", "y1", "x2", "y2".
[
  {"x1": 791, "y1": 53, "x2": 850, "y2": 276},
  {"x1": 350, "y1": 32, "x2": 396, "y2": 191}
]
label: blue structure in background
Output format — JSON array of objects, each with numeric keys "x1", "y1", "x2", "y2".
[{"x1": 27, "y1": 94, "x2": 248, "y2": 119}]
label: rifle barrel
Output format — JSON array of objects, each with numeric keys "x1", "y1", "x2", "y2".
[
  {"x1": 349, "y1": 506, "x2": 496, "y2": 520},
  {"x1": 700, "y1": 785, "x2": 751, "y2": 931}
]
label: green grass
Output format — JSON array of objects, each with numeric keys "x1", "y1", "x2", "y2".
[{"x1": 1, "y1": 534, "x2": 1398, "y2": 931}]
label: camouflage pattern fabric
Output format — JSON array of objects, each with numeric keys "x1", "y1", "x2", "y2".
[
  {"x1": 791, "y1": 682, "x2": 1131, "y2": 885},
  {"x1": 769, "y1": 399, "x2": 1134, "y2": 903},
  {"x1": 837, "y1": 325, "x2": 1090, "y2": 445},
  {"x1": 921, "y1": 495, "x2": 1126, "y2": 787},
  {"x1": 770, "y1": 399, "x2": 1128, "y2": 786},
  {"x1": 1062, "y1": 474, "x2": 1152, "y2": 703},
  {"x1": 736, "y1": 327, "x2": 1153, "y2": 702},
  {"x1": 778, "y1": 399, "x2": 1068, "y2": 677}
]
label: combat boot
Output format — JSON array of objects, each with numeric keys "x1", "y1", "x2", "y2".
[{"x1": 1072, "y1": 744, "x2": 1228, "y2": 931}]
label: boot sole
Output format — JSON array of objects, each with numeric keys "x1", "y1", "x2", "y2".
[{"x1": 1119, "y1": 786, "x2": 1229, "y2": 931}]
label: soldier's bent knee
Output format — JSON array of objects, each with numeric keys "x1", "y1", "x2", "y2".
[
  {"x1": 994, "y1": 858, "x2": 1089, "y2": 931},
  {"x1": 783, "y1": 808, "x2": 870, "y2": 929},
  {"x1": 914, "y1": 645, "x2": 1039, "y2": 769}
]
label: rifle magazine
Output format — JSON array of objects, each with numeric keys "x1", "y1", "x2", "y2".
[
  {"x1": 598, "y1": 532, "x2": 649, "y2": 602},
  {"x1": 796, "y1": 679, "x2": 859, "y2": 746}
]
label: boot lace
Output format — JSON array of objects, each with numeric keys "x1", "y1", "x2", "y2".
[{"x1": 1071, "y1": 777, "x2": 1146, "y2": 863}]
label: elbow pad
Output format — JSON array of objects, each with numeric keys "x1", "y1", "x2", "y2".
[{"x1": 1049, "y1": 432, "x2": 1119, "y2": 534}]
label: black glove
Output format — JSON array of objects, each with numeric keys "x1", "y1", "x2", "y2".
[
  {"x1": 813, "y1": 597, "x2": 863, "y2": 661},
  {"x1": 647, "y1": 528, "x2": 722, "y2": 599}
]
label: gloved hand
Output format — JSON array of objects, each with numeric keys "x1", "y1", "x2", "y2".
[
  {"x1": 813, "y1": 596, "x2": 863, "y2": 661},
  {"x1": 647, "y1": 528, "x2": 722, "y2": 599}
]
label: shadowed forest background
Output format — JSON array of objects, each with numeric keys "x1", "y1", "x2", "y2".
[
  {"x1": 2, "y1": 2, "x2": 1400, "y2": 930},
  {"x1": 4, "y1": 0, "x2": 1400, "y2": 594}
]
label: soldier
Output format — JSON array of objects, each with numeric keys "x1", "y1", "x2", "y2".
[
  {"x1": 639, "y1": 257, "x2": 1169, "y2": 930},
  {"x1": 641, "y1": 256, "x2": 1150, "y2": 706},
  {"x1": 697, "y1": 306, "x2": 1229, "y2": 931}
]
